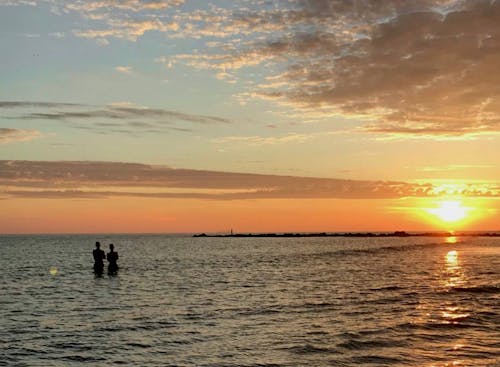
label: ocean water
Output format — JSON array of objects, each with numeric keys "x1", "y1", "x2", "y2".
[{"x1": 0, "y1": 235, "x2": 498, "y2": 367}]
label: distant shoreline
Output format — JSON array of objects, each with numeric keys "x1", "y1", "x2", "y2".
[
  {"x1": 193, "y1": 231, "x2": 500, "y2": 238},
  {"x1": 1, "y1": 231, "x2": 499, "y2": 237}
]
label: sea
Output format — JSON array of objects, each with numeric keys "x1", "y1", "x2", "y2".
[{"x1": 0, "y1": 235, "x2": 498, "y2": 366}]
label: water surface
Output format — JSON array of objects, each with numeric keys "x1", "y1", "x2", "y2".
[{"x1": 1, "y1": 235, "x2": 498, "y2": 366}]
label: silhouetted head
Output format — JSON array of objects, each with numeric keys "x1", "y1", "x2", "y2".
[
  {"x1": 109, "y1": 243, "x2": 114, "y2": 251},
  {"x1": 95, "y1": 241, "x2": 100, "y2": 249}
]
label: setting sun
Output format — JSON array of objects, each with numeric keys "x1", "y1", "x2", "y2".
[{"x1": 427, "y1": 200, "x2": 468, "y2": 223}]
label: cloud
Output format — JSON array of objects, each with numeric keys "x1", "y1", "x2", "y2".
[
  {"x1": 49, "y1": 32, "x2": 65, "y2": 39},
  {"x1": 1, "y1": 101, "x2": 229, "y2": 123},
  {"x1": 64, "y1": 0, "x2": 184, "y2": 13},
  {"x1": 213, "y1": 131, "x2": 343, "y2": 146},
  {"x1": 96, "y1": 38, "x2": 110, "y2": 46},
  {"x1": 0, "y1": 100, "x2": 230, "y2": 134},
  {"x1": 115, "y1": 66, "x2": 133, "y2": 74},
  {"x1": 62, "y1": 1, "x2": 183, "y2": 42},
  {"x1": 1, "y1": 160, "x2": 498, "y2": 200},
  {"x1": 2, "y1": 1, "x2": 184, "y2": 42},
  {"x1": 5, "y1": 1, "x2": 500, "y2": 137},
  {"x1": 1, "y1": 1, "x2": 36, "y2": 6},
  {"x1": 73, "y1": 19, "x2": 180, "y2": 42},
  {"x1": 0, "y1": 101, "x2": 81, "y2": 108},
  {"x1": 0, "y1": 128, "x2": 42, "y2": 144},
  {"x1": 159, "y1": 0, "x2": 500, "y2": 138}
]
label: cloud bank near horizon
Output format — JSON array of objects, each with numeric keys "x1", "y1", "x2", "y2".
[{"x1": 1, "y1": 160, "x2": 498, "y2": 200}]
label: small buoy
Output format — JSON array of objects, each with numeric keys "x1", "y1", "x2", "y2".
[{"x1": 49, "y1": 266, "x2": 58, "y2": 276}]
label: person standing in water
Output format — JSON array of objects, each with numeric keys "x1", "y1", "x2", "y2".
[
  {"x1": 107, "y1": 243, "x2": 119, "y2": 275},
  {"x1": 92, "y1": 241, "x2": 106, "y2": 275}
]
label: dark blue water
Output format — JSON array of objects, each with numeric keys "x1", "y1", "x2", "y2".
[{"x1": 0, "y1": 235, "x2": 498, "y2": 366}]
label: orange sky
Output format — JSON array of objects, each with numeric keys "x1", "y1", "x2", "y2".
[
  {"x1": 1, "y1": 195, "x2": 498, "y2": 234},
  {"x1": 1, "y1": 1, "x2": 499, "y2": 233}
]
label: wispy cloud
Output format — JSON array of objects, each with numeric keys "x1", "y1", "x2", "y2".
[
  {"x1": 49, "y1": 32, "x2": 65, "y2": 39},
  {"x1": 1, "y1": 1, "x2": 37, "y2": 6},
  {"x1": 4, "y1": 1, "x2": 183, "y2": 41},
  {"x1": 65, "y1": 0, "x2": 184, "y2": 13},
  {"x1": 73, "y1": 19, "x2": 180, "y2": 42},
  {"x1": 1, "y1": 160, "x2": 498, "y2": 200},
  {"x1": 115, "y1": 66, "x2": 133, "y2": 74},
  {"x1": 213, "y1": 133, "x2": 314, "y2": 146},
  {"x1": 0, "y1": 128, "x2": 42, "y2": 144},
  {"x1": 1, "y1": 100, "x2": 230, "y2": 135},
  {"x1": 213, "y1": 130, "x2": 346, "y2": 146},
  {"x1": 0, "y1": 101, "x2": 80, "y2": 108}
]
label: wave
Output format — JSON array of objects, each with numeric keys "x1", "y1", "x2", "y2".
[
  {"x1": 338, "y1": 338, "x2": 407, "y2": 350},
  {"x1": 232, "y1": 302, "x2": 338, "y2": 317},
  {"x1": 348, "y1": 355, "x2": 405, "y2": 365},
  {"x1": 369, "y1": 285, "x2": 404, "y2": 292},
  {"x1": 283, "y1": 343, "x2": 334, "y2": 355},
  {"x1": 60, "y1": 355, "x2": 107, "y2": 362},
  {"x1": 125, "y1": 342, "x2": 151, "y2": 349},
  {"x1": 50, "y1": 342, "x2": 93, "y2": 352},
  {"x1": 450, "y1": 285, "x2": 499, "y2": 294}
]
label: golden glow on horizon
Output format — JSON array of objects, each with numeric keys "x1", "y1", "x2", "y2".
[
  {"x1": 410, "y1": 195, "x2": 496, "y2": 232},
  {"x1": 0, "y1": 195, "x2": 497, "y2": 234},
  {"x1": 427, "y1": 200, "x2": 468, "y2": 223}
]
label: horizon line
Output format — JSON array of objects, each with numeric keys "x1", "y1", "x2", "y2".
[{"x1": 1, "y1": 229, "x2": 499, "y2": 237}]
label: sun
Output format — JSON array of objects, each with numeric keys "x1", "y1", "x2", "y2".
[{"x1": 427, "y1": 200, "x2": 468, "y2": 223}]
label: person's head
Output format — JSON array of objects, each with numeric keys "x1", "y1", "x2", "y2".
[
  {"x1": 95, "y1": 241, "x2": 100, "y2": 249},
  {"x1": 109, "y1": 243, "x2": 114, "y2": 251}
]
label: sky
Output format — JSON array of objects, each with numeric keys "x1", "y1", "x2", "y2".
[{"x1": 1, "y1": 0, "x2": 499, "y2": 234}]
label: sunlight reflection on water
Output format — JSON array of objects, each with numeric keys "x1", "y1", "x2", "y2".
[
  {"x1": 446, "y1": 250, "x2": 458, "y2": 267},
  {"x1": 445, "y1": 236, "x2": 457, "y2": 244},
  {"x1": 443, "y1": 249, "x2": 465, "y2": 288}
]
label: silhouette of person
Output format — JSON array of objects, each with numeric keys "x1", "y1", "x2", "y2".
[
  {"x1": 93, "y1": 241, "x2": 106, "y2": 275},
  {"x1": 107, "y1": 243, "x2": 119, "y2": 275}
]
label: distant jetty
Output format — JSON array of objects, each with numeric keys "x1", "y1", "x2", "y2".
[{"x1": 193, "y1": 231, "x2": 500, "y2": 238}]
